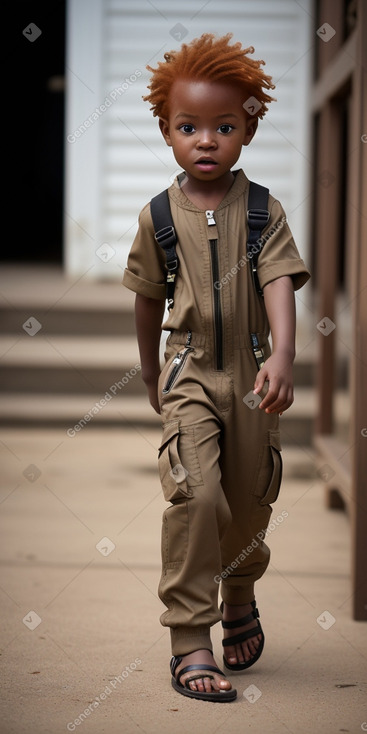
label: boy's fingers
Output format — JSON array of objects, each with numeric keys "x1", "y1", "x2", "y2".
[
  {"x1": 260, "y1": 382, "x2": 286, "y2": 411},
  {"x1": 259, "y1": 381, "x2": 279, "y2": 408},
  {"x1": 253, "y1": 369, "x2": 267, "y2": 393},
  {"x1": 263, "y1": 388, "x2": 293, "y2": 414}
]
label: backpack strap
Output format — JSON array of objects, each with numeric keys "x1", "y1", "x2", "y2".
[
  {"x1": 150, "y1": 189, "x2": 178, "y2": 310},
  {"x1": 247, "y1": 181, "x2": 270, "y2": 371},
  {"x1": 247, "y1": 181, "x2": 270, "y2": 298},
  {"x1": 150, "y1": 180, "x2": 270, "y2": 318}
]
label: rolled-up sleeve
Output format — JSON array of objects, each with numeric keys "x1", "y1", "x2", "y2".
[
  {"x1": 121, "y1": 203, "x2": 167, "y2": 300},
  {"x1": 257, "y1": 198, "x2": 311, "y2": 292}
]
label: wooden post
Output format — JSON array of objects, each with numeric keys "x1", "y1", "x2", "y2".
[
  {"x1": 315, "y1": 0, "x2": 344, "y2": 76},
  {"x1": 314, "y1": 100, "x2": 342, "y2": 435},
  {"x1": 350, "y1": 0, "x2": 367, "y2": 621}
]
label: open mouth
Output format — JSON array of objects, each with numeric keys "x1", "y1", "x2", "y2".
[
  {"x1": 195, "y1": 159, "x2": 218, "y2": 171},
  {"x1": 196, "y1": 158, "x2": 217, "y2": 165}
]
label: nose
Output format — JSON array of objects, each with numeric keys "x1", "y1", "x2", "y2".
[{"x1": 196, "y1": 130, "x2": 217, "y2": 149}]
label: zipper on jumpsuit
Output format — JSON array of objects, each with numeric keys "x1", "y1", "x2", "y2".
[
  {"x1": 162, "y1": 330, "x2": 194, "y2": 395},
  {"x1": 162, "y1": 345, "x2": 193, "y2": 394},
  {"x1": 206, "y1": 210, "x2": 223, "y2": 371}
]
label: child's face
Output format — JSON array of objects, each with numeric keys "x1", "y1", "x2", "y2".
[{"x1": 159, "y1": 79, "x2": 257, "y2": 184}]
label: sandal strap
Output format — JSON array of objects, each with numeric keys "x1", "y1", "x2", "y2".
[
  {"x1": 170, "y1": 655, "x2": 182, "y2": 677},
  {"x1": 220, "y1": 600, "x2": 259, "y2": 629},
  {"x1": 222, "y1": 622, "x2": 262, "y2": 648},
  {"x1": 220, "y1": 600, "x2": 256, "y2": 609},
  {"x1": 221, "y1": 609, "x2": 259, "y2": 629},
  {"x1": 176, "y1": 663, "x2": 224, "y2": 686},
  {"x1": 170, "y1": 649, "x2": 213, "y2": 678}
]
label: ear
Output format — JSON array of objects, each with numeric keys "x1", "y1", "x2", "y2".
[
  {"x1": 243, "y1": 116, "x2": 258, "y2": 146},
  {"x1": 159, "y1": 118, "x2": 172, "y2": 147}
]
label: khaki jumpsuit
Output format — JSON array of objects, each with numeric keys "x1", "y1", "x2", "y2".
[{"x1": 122, "y1": 170, "x2": 310, "y2": 656}]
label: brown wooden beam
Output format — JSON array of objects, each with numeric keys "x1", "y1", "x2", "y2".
[
  {"x1": 314, "y1": 100, "x2": 342, "y2": 434},
  {"x1": 350, "y1": 0, "x2": 367, "y2": 621},
  {"x1": 310, "y1": 30, "x2": 356, "y2": 113},
  {"x1": 315, "y1": 0, "x2": 345, "y2": 77}
]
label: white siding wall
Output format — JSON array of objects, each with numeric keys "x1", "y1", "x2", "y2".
[{"x1": 65, "y1": 0, "x2": 312, "y2": 286}]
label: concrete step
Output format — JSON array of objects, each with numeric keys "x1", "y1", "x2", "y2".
[
  {"x1": 0, "y1": 335, "x2": 142, "y2": 394},
  {"x1": 0, "y1": 333, "x2": 324, "y2": 393},
  {"x1": 0, "y1": 264, "x2": 137, "y2": 336},
  {"x1": 0, "y1": 329, "x2": 349, "y2": 447},
  {"x1": 0, "y1": 305, "x2": 137, "y2": 337},
  {"x1": 0, "y1": 267, "x2": 348, "y2": 395},
  {"x1": 0, "y1": 394, "x2": 161, "y2": 431},
  {"x1": 0, "y1": 393, "x2": 313, "y2": 447},
  {"x1": 0, "y1": 387, "x2": 349, "y2": 447}
]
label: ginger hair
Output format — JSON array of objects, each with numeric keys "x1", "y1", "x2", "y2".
[{"x1": 143, "y1": 33, "x2": 276, "y2": 120}]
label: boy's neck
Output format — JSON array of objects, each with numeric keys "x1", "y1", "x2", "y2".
[{"x1": 180, "y1": 171, "x2": 236, "y2": 211}]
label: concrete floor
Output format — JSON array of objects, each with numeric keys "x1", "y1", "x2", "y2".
[{"x1": 0, "y1": 424, "x2": 366, "y2": 734}]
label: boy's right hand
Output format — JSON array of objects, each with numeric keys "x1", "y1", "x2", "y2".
[
  {"x1": 134, "y1": 294, "x2": 165, "y2": 416},
  {"x1": 253, "y1": 351, "x2": 294, "y2": 415},
  {"x1": 145, "y1": 378, "x2": 160, "y2": 414}
]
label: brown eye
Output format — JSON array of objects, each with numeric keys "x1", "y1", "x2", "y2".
[
  {"x1": 218, "y1": 124, "x2": 233, "y2": 134},
  {"x1": 180, "y1": 124, "x2": 195, "y2": 134}
]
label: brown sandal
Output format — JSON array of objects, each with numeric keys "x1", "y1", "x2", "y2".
[
  {"x1": 170, "y1": 654, "x2": 237, "y2": 702},
  {"x1": 221, "y1": 600, "x2": 265, "y2": 671}
]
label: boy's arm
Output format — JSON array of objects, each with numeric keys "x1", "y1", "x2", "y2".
[
  {"x1": 253, "y1": 275, "x2": 296, "y2": 415},
  {"x1": 134, "y1": 293, "x2": 165, "y2": 414}
]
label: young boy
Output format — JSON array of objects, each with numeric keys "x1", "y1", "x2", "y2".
[{"x1": 122, "y1": 33, "x2": 310, "y2": 702}]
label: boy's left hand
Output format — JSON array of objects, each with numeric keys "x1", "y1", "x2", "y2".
[{"x1": 253, "y1": 351, "x2": 294, "y2": 415}]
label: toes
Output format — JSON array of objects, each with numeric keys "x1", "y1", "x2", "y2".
[
  {"x1": 175, "y1": 651, "x2": 233, "y2": 694},
  {"x1": 223, "y1": 603, "x2": 263, "y2": 666},
  {"x1": 247, "y1": 638, "x2": 259, "y2": 656},
  {"x1": 225, "y1": 645, "x2": 240, "y2": 665},
  {"x1": 186, "y1": 674, "x2": 230, "y2": 693},
  {"x1": 187, "y1": 677, "x2": 204, "y2": 692},
  {"x1": 193, "y1": 678, "x2": 204, "y2": 692},
  {"x1": 204, "y1": 677, "x2": 215, "y2": 693},
  {"x1": 243, "y1": 635, "x2": 261, "y2": 658},
  {"x1": 224, "y1": 634, "x2": 263, "y2": 665},
  {"x1": 199, "y1": 677, "x2": 212, "y2": 693},
  {"x1": 242, "y1": 643, "x2": 252, "y2": 662}
]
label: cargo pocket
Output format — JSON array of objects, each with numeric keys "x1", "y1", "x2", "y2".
[
  {"x1": 253, "y1": 430, "x2": 283, "y2": 506},
  {"x1": 158, "y1": 420, "x2": 193, "y2": 502},
  {"x1": 161, "y1": 504, "x2": 188, "y2": 566}
]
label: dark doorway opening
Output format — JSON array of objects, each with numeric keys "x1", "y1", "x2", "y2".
[{"x1": 3, "y1": 1, "x2": 66, "y2": 263}]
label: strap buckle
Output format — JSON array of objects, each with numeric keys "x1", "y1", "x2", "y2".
[
  {"x1": 251, "y1": 333, "x2": 266, "y2": 370},
  {"x1": 154, "y1": 225, "x2": 176, "y2": 249},
  {"x1": 247, "y1": 209, "x2": 270, "y2": 230}
]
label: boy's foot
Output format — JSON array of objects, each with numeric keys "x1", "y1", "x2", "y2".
[
  {"x1": 222, "y1": 602, "x2": 263, "y2": 667},
  {"x1": 173, "y1": 649, "x2": 233, "y2": 694}
]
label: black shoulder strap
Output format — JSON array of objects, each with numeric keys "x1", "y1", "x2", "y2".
[
  {"x1": 150, "y1": 189, "x2": 178, "y2": 310},
  {"x1": 150, "y1": 180, "x2": 270, "y2": 310},
  {"x1": 247, "y1": 182, "x2": 270, "y2": 370},
  {"x1": 247, "y1": 181, "x2": 270, "y2": 298}
]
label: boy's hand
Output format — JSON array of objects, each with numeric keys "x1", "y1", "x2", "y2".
[
  {"x1": 253, "y1": 351, "x2": 294, "y2": 415},
  {"x1": 145, "y1": 376, "x2": 160, "y2": 415},
  {"x1": 259, "y1": 276, "x2": 296, "y2": 415},
  {"x1": 134, "y1": 294, "x2": 165, "y2": 416}
]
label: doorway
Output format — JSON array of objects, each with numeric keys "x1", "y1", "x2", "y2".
[{"x1": 3, "y1": 1, "x2": 66, "y2": 263}]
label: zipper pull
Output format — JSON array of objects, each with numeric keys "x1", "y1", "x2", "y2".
[{"x1": 205, "y1": 210, "x2": 216, "y2": 226}]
